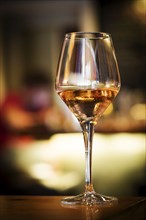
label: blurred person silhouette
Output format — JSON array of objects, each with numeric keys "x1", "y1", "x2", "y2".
[
  {"x1": 0, "y1": 69, "x2": 64, "y2": 152},
  {"x1": 0, "y1": 69, "x2": 66, "y2": 195}
]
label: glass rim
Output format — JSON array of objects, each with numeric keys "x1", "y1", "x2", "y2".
[{"x1": 65, "y1": 32, "x2": 111, "y2": 40}]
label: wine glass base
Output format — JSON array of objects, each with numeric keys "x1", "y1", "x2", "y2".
[{"x1": 61, "y1": 191, "x2": 118, "y2": 206}]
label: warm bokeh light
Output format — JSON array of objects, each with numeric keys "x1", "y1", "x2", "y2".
[
  {"x1": 132, "y1": 0, "x2": 146, "y2": 24},
  {"x1": 13, "y1": 133, "x2": 145, "y2": 195},
  {"x1": 130, "y1": 104, "x2": 146, "y2": 120},
  {"x1": 103, "y1": 104, "x2": 113, "y2": 116},
  {"x1": 28, "y1": 162, "x2": 81, "y2": 191}
]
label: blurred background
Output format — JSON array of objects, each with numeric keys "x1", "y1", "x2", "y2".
[{"x1": 0, "y1": 0, "x2": 145, "y2": 197}]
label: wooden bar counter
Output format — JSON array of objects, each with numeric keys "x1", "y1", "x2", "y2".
[{"x1": 0, "y1": 196, "x2": 145, "y2": 220}]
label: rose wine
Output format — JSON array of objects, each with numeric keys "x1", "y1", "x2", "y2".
[{"x1": 58, "y1": 88, "x2": 118, "y2": 124}]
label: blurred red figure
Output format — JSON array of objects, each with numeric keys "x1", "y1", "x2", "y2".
[{"x1": 0, "y1": 70, "x2": 56, "y2": 151}]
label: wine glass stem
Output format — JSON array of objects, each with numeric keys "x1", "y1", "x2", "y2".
[{"x1": 81, "y1": 120, "x2": 94, "y2": 193}]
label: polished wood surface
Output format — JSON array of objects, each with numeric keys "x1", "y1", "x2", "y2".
[{"x1": 0, "y1": 196, "x2": 145, "y2": 220}]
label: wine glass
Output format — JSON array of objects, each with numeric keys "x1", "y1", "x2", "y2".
[{"x1": 55, "y1": 32, "x2": 121, "y2": 206}]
